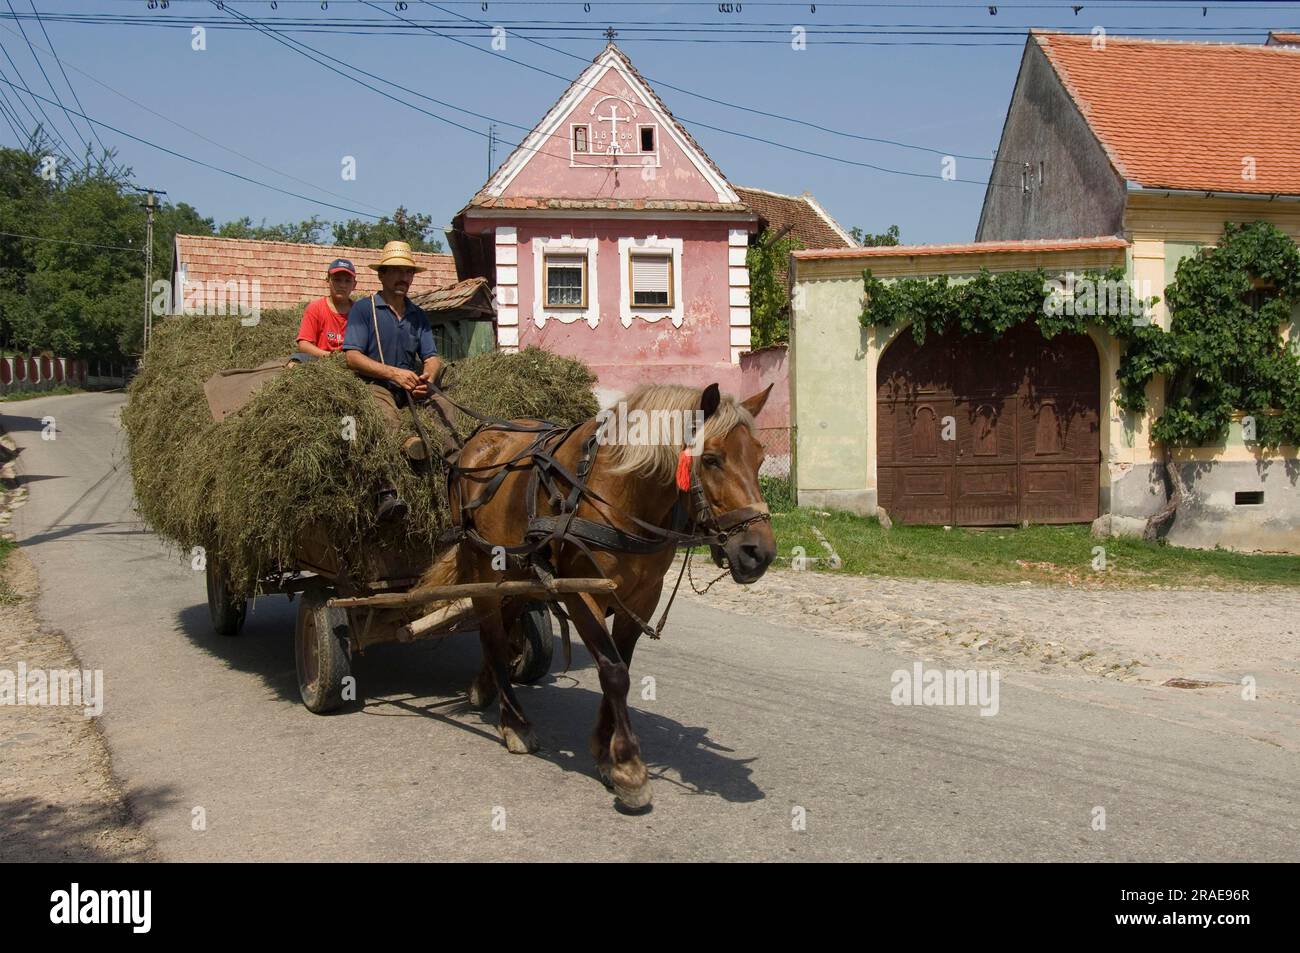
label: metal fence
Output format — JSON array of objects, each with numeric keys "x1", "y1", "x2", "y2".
[{"x1": 753, "y1": 426, "x2": 795, "y2": 509}]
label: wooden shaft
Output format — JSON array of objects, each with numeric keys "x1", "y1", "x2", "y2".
[
  {"x1": 327, "y1": 577, "x2": 617, "y2": 610},
  {"x1": 397, "y1": 598, "x2": 476, "y2": 642}
]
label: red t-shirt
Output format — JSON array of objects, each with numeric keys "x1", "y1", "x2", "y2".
[{"x1": 297, "y1": 297, "x2": 349, "y2": 351}]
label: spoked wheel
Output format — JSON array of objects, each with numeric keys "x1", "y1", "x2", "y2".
[
  {"x1": 509, "y1": 601, "x2": 555, "y2": 685},
  {"x1": 295, "y1": 586, "x2": 352, "y2": 714},
  {"x1": 206, "y1": 557, "x2": 247, "y2": 637}
]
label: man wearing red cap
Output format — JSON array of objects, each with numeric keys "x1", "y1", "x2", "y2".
[{"x1": 296, "y1": 258, "x2": 357, "y2": 357}]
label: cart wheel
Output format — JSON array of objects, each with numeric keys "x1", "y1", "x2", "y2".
[
  {"x1": 510, "y1": 601, "x2": 555, "y2": 684},
  {"x1": 206, "y1": 558, "x2": 246, "y2": 637},
  {"x1": 295, "y1": 587, "x2": 352, "y2": 714}
]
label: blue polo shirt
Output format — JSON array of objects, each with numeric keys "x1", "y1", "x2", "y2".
[{"x1": 342, "y1": 293, "x2": 437, "y2": 372}]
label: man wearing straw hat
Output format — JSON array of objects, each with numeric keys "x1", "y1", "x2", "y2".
[{"x1": 343, "y1": 240, "x2": 446, "y2": 522}]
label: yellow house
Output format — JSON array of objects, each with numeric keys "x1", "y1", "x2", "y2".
[{"x1": 790, "y1": 32, "x2": 1300, "y2": 553}]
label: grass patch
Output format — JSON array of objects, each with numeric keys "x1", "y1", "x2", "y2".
[
  {"x1": 0, "y1": 385, "x2": 85, "y2": 402},
  {"x1": 0, "y1": 536, "x2": 19, "y2": 605},
  {"x1": 771, "y1": 508, "x2": 1300, "y2": 589}
]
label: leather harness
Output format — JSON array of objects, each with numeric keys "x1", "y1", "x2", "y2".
[{"x1": 416, "y1": 386, "x2": 771, "y2": 642}]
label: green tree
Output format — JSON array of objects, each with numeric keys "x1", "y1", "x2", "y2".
[
  {"x1": 331, "y1": 205, "x2": 444, "y2": 253},
  {"x1": 217, "y1": 215, "x2": 326, "y2": 244},
  {"x1": 850, "y1": 224, "x2": 900, "y2": 247},
  {"x1": 747, "y1": 233, "x2": 801, "y2": 348}
]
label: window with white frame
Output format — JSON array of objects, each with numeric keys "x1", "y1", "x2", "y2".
[
  {"x1": 573, "y1": 125, "x2": 589, "y2": 154},
  {"x1": 544, "y1": 254, "x2": 587, "y2": 308},
  {"x1": 629, "y1": 252, "x2": 672, "y2": 308}
]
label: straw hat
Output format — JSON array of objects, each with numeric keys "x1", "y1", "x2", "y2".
[{"x1": 367, "y1": 240, "x2": 426, "y2": 273}]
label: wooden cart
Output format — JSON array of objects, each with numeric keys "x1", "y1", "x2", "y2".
[{"x1": 202, "y1": 523, "x2": 613, "y2": 714}]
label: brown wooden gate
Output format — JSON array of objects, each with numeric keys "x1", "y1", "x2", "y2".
[{"x1": 877, "y1": 324, "x2": 1100, "y2": 525}]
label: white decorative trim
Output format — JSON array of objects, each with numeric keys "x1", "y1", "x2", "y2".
[
  {"x1": 618, "y1": 235, "x2": 683, "y2": 329},
  {"x1": 482, "y1": 48, "x2": 738, "y2": 204},
  {"x1": 532, "y1": 236, "x2": 599, "y2": 328},
  {"x1": 495, "y1": 226, "x2": 519, "y2": 351},
  {"x1": 728, "y1": 246, "x2": 748, "y2": 267},
  {"x1": 727, "y1": 234, "x2": 752, "y2": 364}
]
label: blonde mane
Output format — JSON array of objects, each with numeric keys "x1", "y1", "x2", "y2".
[{"x1": 600, "y1": 384, "x2": 754, "y2": 484}]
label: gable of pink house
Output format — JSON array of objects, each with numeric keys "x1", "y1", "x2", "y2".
[{"x1": 450, "y1": 44, "x2": 786, "y2": 424}]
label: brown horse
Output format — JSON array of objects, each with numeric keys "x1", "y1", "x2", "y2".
[{"x1": 419, "y1": 382, "x2": 776, "y2": 809}]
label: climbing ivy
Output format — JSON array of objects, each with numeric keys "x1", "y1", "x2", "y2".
[{"x1": 859, "y1": 221, "x2": 1300, "y2": 448}]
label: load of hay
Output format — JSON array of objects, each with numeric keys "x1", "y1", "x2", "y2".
[{"x1": 122, "y1": 308, "x2": 598, "y2": 596}]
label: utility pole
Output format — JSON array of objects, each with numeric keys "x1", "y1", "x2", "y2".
[
  {"x1": 134, "y1": 186, "x2": 166, "y2": 358},
  {"x1": 487, "y1": 123, "x2": 495, "y2": 178}
]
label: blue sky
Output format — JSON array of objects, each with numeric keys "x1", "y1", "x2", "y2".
[{"x1": 1, "y1": 1, "x2": 1295, "y2": 245}]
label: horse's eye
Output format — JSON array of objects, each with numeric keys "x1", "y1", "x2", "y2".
[{"x1": 702, "y1": 454, "x2": 722, "y2": 469}]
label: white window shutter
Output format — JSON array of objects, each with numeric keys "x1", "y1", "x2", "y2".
[{"x1": 632, "y1": 255, "x2": 670, "y2": 294}]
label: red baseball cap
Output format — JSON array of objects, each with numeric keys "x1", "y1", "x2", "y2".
[{"x1": 327, "y1": 258, "x2": 356, "y2": 276}]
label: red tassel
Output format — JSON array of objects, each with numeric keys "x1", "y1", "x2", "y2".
[{"x1": 675, "y1": 448, "x2": 693, "y2": 491}]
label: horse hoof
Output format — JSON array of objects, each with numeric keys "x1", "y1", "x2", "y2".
[
  {"x1": 595, "y1": 762, "x2": 614, "y2": 789},
  {"x1": 467, "y1": 681, "x2": 496, "y2": 710},
  {"x1": 501, "y1": 723, "x2": 539, "y2": 754},
  {"x1": 614, "y1": 779, "x2": 653, "y2": 811}
]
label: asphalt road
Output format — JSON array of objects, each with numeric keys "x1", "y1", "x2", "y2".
[{"x1": 3, "y1": 392, "x2": 1297, "y2": 861}]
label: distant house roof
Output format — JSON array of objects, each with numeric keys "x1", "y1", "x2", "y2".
[
  {"x1": 733, "y1": 186, "x2": 856, "y2": 249},
  {"x1": 172, "y1": 234, "x2": 458, "y2": 312},
  {"x1": 1267, "y1": 31, "x2": 1300, "y2": 45},
  {"x1": 793, "y1": 235, "x2": 1129, "y2": 260},
  {"x1": 409, "y1": 277, "x2": 494, "y2": 319},
  {"x1": 1032, "y1": 31, "x2": 1300, "y2": 195}
]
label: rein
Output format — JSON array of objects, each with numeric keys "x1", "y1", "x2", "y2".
[{"x1": 425, "y1": 384, "x2": 770, "y2": 641}]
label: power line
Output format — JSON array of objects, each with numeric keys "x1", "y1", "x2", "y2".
[
  {"x1": 0, "y1": 35, "x2": 72, "y2": 159},
  {"x1": 0, "y1": 228, "x2": 143, "y2": 253},
  {"x1": 26, "y1": 1, "x2": 114, "y2": 163},
  {"x1": 418, "y1": 0, "x2": 1018, "y2": 163},
  {"x1": 2, "y1": 0, "x2": 88, "y2": 160},
  {"x1": 361, "y1": 0, "x2": 999, "y2": 184},
  {"x1": 0, "y1": 74, "x2": 387, "y2": 219},
  {"x1": 0, "y1": 20, "x2": 391, "y2": 217}
]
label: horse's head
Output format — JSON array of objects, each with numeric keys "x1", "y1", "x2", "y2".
[{"x1": 692, "y1": 383, "x2": 777, "y2": 584}]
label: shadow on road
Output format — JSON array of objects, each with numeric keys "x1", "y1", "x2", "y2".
[
  {"x1": 0, "y1": 784, "x2": 177, "y2": 862},
  {"x1": 173, "y1": 598, "x2": 763, "y2": 803}
]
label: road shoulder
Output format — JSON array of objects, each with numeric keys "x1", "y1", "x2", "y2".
[{"x1": 0, "y1": 428, "x2": 157, "y2": 862}]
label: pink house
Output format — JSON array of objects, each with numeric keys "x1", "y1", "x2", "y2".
[{"x1": 449, "y1": 43, "x2": 762, "y2": 407}]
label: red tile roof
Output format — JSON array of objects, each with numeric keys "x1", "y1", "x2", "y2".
[
  {"x1": 1267, "y1": 31, "x2": 1300, "y2": 45},
  {"x1": 172, "y1": 234, "x2": 457, "y2": 311},
  {"x1": 1033, "y1": 31, "x2": 1300, "y2": 195},
  {"x1": 792, "y1": 235, "x2": 1129, "y2": 260},
  {"x1": 733, "y1": 186, "x2": 855, "y2": 249}
]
